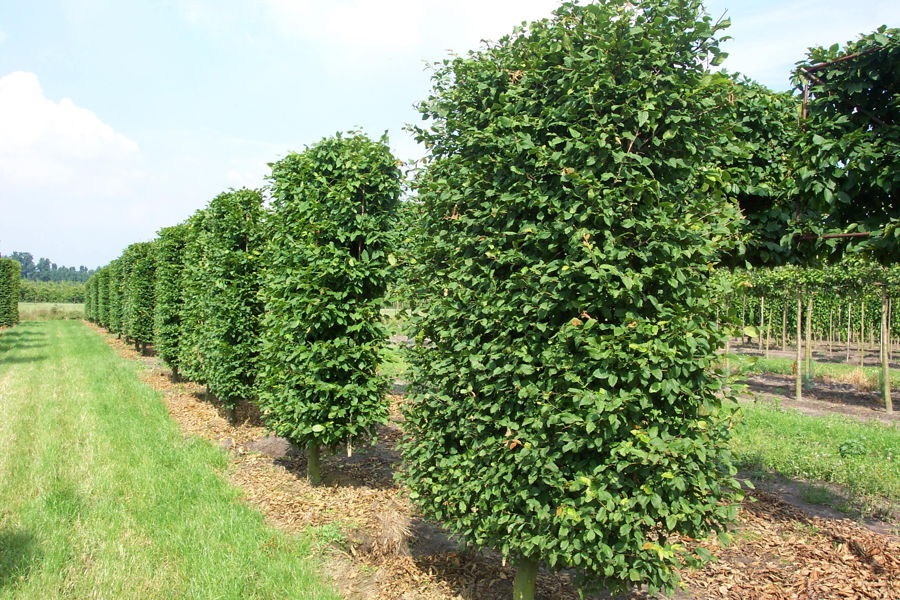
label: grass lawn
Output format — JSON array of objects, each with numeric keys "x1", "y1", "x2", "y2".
[
  {"x1": 732, "y1": 402, "x2": 900, "y2": 502},
  {"x1": 17, "y1": 302, "x2": 84, "y2": 321},
  {"x1": 0, "y1": 321, "x2": 339, "y2": 600}
]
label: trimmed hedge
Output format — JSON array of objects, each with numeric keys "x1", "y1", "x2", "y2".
[
  {"x1": 154, "y1": 224, "x2": 190, "y2": 377},
  {"x1": 184, "y1": 189, "x2": 264, "y2": 412},
  {"x1": 121, "y1": 242, "x2": 157, "y2": 350},
  {"x1": 0, "y1": 258, "x2": 20, "y2": 327},
  {"x1": 400, "y1": 0, "x2": 741, "y2": 595},
  {"x1": 258, "y1": 133, "x2": 401, "y2": 483}
]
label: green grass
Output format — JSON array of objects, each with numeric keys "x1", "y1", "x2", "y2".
[
  {"x1": 17, "y1": 302, "x2": 84, "y2": 321},
  {"x1": 0, "y1": 321, "x2": 340, "y2": 600},
  {"x1": 732, "y1": 354, "x2": 900, "y2": 391},
  {"x1": 732, "y1": 402, "x2": 900, "y2": 502}
]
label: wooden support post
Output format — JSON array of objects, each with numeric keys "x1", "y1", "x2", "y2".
[{"x1": 883, "y1": 293, "x2": 893, "y2": 414}]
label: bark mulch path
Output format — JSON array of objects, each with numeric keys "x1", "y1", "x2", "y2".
[{"x1": 90, "y1": 324, "x2": 899, "y2": 599}]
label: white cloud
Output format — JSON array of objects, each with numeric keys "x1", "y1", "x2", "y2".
[{"x1": 0, "y1": 71, "x2": 140, "y2": 195}]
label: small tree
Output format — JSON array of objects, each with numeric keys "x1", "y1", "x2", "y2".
[
  {"x1": 121, "y1": 242, "x2": 157, "y2": 352},
  {"x1": 179, "y1": 210, "x2": 209, "y2": 385},
  {"x1": 400, "y1": 1, "x2": 741, "y2": 596},
  {"x1": 195, "y1": 189, "x2": 264, "y2": 417},
  {"x1": 107, "y1": 259, "x2": 124, "y2": 336},
  {"x1": 154, "y1": 224, "x2": 190, "y2": 379},
  {"x1": 258, "y1": 132, "x2": 401, "y2": 484},
  {"x1": 0, "y1": 258, "x2": 20, "y2": 327}
]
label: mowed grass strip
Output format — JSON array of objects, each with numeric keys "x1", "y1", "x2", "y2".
[
  {"x1": 0, "y1": 320, "x2": 340, "y2": 600},
  {"x1": 732, "y1": 402, "x2": 900, "y2": 502}
]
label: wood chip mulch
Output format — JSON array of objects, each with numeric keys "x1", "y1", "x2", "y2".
[{"x1": 89, "y1": 323, "x2": 900, "y2": 600}]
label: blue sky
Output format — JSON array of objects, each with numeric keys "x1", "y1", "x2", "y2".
[{"x1": 1, "y1": 0, "x2": 897, "y2": 268}]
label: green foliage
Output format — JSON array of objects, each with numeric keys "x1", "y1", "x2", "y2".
[
  {"x1": 258, "y1": 133, "x2": 401, "y2": 453},
  {"x1": 18, "y1": 280, "x2": 86, "y2": 303},
  {"x1": 84, "y1": 277, "x2": 96, "y2": 321},
  {"x1": 181, "y1": 190, "x2": 264, "y2": 407},
  {"x1": 121, "y1": 242, "x2": 157, "y2": 347},
  {"x1": 717, "y1": 79, "x2": 802, "y2": 266},
  {"x1": 0, "y1": 258, "x2": 21, "y2": 327},
  {"x1": 97, "y1": 267, "x2": 111, "y2": 328},
  {"x1": 107, "y1": 259, "x2": 125, "y2": 335},
  {"x1": 154, "y1": 224, "x2": 190, "y2": 375},
  {"x1": 400, "y1": 0, "x2": 741, "y2": 593},
  {"x1": 179, "y1": 211, "x2": 208, "y2": 384},
  {"x1": 794, "y1": 27, "x2": 900, "y2": 262}
]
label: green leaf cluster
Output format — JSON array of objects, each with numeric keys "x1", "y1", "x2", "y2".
[
  {"x1": 180, "y1": 189, "x2": 264, "y2": 408},
  {"x1": 121, "y1": 242, "x2": 158, "y2": 349},
  {"x1": 0, "y1": 258, "x2": 21, "y2": 327},
  {"x1": 257, "y1": 133, "x2": 401, "y2": 452},
  {"x1": 154, "y1": 224, "x2": 190, "y2": 376},
  {"x1": 794, "y1": 27, "x2": 900, "y2": 262},
  {"x1": 399, "y1": 0, "x2": 742, "y2": 593}
]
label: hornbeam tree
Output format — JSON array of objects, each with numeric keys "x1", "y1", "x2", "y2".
[
  {"x1": 400, "y1": 1, "x2": 743, "y2": 597},
  {"x1": 258, "y1": 133, "x2": 401, "y2": 484}
]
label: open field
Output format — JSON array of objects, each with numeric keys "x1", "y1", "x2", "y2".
[
  {"x1": 0, "y1": 320, "x2": 338, "y2": 600},
  {"x1": 16, "y1": 302, "x2": 84, "y2": 321}
]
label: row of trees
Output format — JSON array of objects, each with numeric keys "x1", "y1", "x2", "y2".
[
  {"x1": 0, "y1": 251, "x2": 95, "y2": 282},
  {"x1": 79, "y1": 1, "x2": 899, "y2": 598},
  {"x1": 85, "y1": 132, "x2": 402, "y2": 482},
  {"x1": 0, "y1": 258, "x2": 20, "y2": 327},
  {"x1": 722, "y1": 260, "x2": 897, "y2": 411}
]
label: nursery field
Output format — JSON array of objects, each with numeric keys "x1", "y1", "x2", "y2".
[
  {"x1": 0, "y1": 320, "x2": 338, "y2": 600},
  {"x1": 3, "y1": 321, "x2": 899, "y2": 599}
]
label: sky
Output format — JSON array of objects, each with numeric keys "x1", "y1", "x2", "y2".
[{"x1": 1, "y1": 0, "x2": 897, "y2": 268}]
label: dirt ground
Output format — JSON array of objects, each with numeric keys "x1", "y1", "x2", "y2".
[
  {"x1": 739, "y1": 373, "x2": 898, "y2": 424},
  {"x1": 729, "y1": 340, "x2": 899, "y2": 371},
  {"x1": 90, "y1": 325, "x2": 899, "y2": 600}
]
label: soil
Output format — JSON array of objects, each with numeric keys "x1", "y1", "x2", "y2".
[
  {"x1": 88, "y1": 324, "x2": 900, "y2": 600},
  {"x1": 729, "y1": 340, "x2": 899, "y2": 371},
  {"x1": 739, "y1": 373, "x2": 898, "y2": 424}
]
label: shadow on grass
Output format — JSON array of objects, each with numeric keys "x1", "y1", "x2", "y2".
[{"x1": 0, "y1": 529, "x2": 41, "y2": 590}]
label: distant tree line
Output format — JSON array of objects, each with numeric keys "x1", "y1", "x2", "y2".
[{"x1": 0, "y1": 251, "x2": 95, "y2": 282}]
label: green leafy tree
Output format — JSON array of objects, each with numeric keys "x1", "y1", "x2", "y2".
[
  {"x1": 107, "y1": 259, "x2": 125, "y2": 336},
  {"x1": 97, "y1": 267, "x2": 111, "y2": 328},
  {"x1": 258, "y1": 133, "x2": 401, "y2": 484},
  {"x1": 400, "y1": 1, "x2": 742, "y2": 596},
  {"x1": 154, "y1": 224, "x2": 190, "y2": 378},
  {"x1": 199, "y1": 189, "x2": 264, "y2": 415},
  {"x1": 121, "y1": 242, "x2": 157, "y2": 351},
  {"x1": 0, "y1": 258, "x2": 20, "y2": 327},
  {"x1": 794, "y1": 27, "x2": 900, "y2": 262},
  {"x1": 179, "y1": 210, "x2": 209, "y2": 385}
]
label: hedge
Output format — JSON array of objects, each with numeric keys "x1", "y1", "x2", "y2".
[
  {"x1": 258, "y1": 133, "x2": 401, "y2": 483},
  {"x1": 0, "y1": 258, "x2": 20, "y2": 327},
  {"x1": 399, "y1": 0, "x2": 742, "y2": 595}
]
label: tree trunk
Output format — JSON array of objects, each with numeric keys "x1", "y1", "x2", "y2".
[
  {"x1": 307, "y1": 443, "x2": 322, "y2": 485},
  {"x1": 846, "y1": 303, "x2": 852, "y2": 363},
  {"x1": 782, "y1": 302, "x2": 787, "y2": 351},
  {"x1": 883, "y1": 293, "x2": 893, "y2": 414},
  {"x1": 758, "y1": 296, "x2": 765, "y2": 353},
  {"x1": 860, "y1": 300, "x2": 866, "y2": 368},
  {"x1": 513, "y1": 559, "x2": 539, "y2": 600},
  {"x1": 805, "y1": 296, "x2": 813, "y2": 383},
  {"x1": 796, "y1": 296, "x2": 803, "y2": 403}
]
